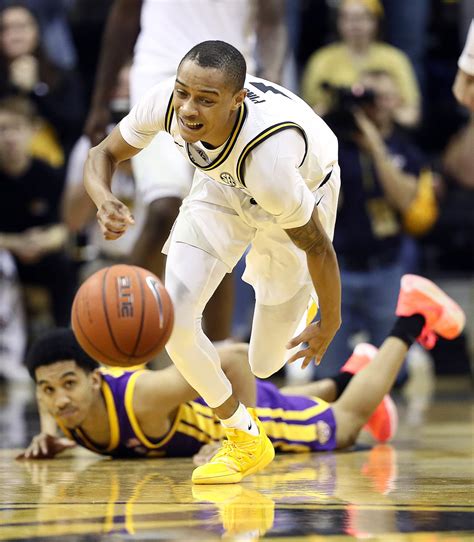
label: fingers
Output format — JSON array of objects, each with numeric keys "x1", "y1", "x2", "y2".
[
  {"x1": 97, "y1": 200, "x2": 135, "y2": 239},
  {"x1": 22, "y1": 437, "x2": 48, "y2": 459},
  {"x1": 39, "y1": 438, "x2": 48, "y2": 456}
]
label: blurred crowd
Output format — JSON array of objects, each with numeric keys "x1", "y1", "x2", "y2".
[{"x1": 0, "y1": 0, "x2": 472, "y2": 401}]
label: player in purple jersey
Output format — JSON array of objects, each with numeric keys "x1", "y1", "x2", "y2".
[{"x1": 20, "y1": 275, "x2": 464, "y2": 463}]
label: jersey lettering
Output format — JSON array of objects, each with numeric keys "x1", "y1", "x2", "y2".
[{"x1": 250, "y1": 81, "x2": 290, "y2": 99}]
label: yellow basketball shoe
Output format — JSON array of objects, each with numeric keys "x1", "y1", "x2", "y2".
[{"x1": 192, "y1": 409, "x2": 275, "y2": 484}]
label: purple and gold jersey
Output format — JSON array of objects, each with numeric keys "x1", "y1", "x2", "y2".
[{"x1": 56, "y1": 369, "x2": 336, "y2": 458}]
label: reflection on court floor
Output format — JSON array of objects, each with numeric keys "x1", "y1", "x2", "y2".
[{"x1": 0, "y1": 387, "x2": 473, "y2": 541}]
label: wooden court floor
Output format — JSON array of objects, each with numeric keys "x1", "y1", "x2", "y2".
[{"x1": 0, "y1": 381, "x2": 473, "y2": 541}]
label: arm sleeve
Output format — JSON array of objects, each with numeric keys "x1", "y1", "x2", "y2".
[
  {"x1": 244, "y1": 129, "x2": 315, "y2": 229},
  {"x1": 119, "y1": 81, "x2": 172, "y2": 149},
  {"x1": 459, "y1": 19, "x2": 474, "y2": 75}
]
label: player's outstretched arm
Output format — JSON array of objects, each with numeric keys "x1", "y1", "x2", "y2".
[
  {"x1": 285, "y1": 205, "x2": 342, "y2": 368},
  {"x1": 84, "y1": 126, "x2": 138, "y2": 240},
  {"x1": 134, "y1": 344, "x2": 257, "y2": 421},
  {"x1": 17, "y1": 399, "x2": 76, "y2": 460}
]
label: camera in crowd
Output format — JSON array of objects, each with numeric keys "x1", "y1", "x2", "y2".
[{"x1": 322, "y1": 83, "x2": 376, "y2": 140}]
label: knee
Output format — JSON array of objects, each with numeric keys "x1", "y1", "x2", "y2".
[{"x1": 249, "y1": 359, "x2": 279, "y2": 380}]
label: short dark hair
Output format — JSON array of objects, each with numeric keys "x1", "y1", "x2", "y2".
[
  {"x1": 25, "y1": 328, "x2": 100, "y2": 380},
  {"x1": 179, "y1": 40, "x2": 246, "y2": 93}
]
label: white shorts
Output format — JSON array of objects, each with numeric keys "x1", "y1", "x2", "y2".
[
  {"x1": 130, "y1": 65, "x2": 194, "y2": 204},
  {"x1": 164, "y1": 165, "x2": 340, "y2": 305}
]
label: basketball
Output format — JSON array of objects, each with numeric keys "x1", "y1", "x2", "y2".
[{"x1": 71, "y1": 264, "x2": 174, "y2": 367}]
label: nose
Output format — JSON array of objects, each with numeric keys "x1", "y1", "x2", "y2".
[
  {"x1": 180, "y1": 97, "x2": 198, "y2": 118},
  {"x1": 55, "y1": 392, "x2": 71, "y2": 411}
]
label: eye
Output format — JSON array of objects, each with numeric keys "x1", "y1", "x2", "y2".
[
  {"x1": 42, "y1": 386, "x2": 54, "y2": 395},
  {"x1": 64, "y1": 380, "x2": 76, "y2": 389},
  {"x1": 175, "y1": 88, "x2": 187, "y2": 98},
  {"x1": 200, "y1": 98, "x2": 214, "y2": 106}
]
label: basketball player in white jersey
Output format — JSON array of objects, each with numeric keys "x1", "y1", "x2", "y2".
[
  {"x1": 84, "y1": 0, "x2": 287, "y2": 340},
  {"x1": 84, "y1": 41, "x2": 342, "y2": 484}
]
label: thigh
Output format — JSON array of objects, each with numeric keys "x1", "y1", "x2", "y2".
[
  {"x1": 165, "y1": 241, "x2": 229, "y2": 315},
  {"x1": 164, "y1": 174, "x2": 256, "y2": 271},
  {"x1": 244, "y1": 224, "x2": 311, "y2": 306},
  {"x1": 132, "y1": 132, "x2": 194, "y2": 204}
]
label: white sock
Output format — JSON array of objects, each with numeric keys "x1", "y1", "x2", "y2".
[{"x1": 220, "y1": 402, "x2": 259, "y2": 436}]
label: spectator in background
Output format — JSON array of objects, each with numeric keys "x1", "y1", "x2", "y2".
[
  {"x1": 62, "y1": 62, "x2": 145, "y2": 281},
  {"x1": 301, "y1": 0, "x2": 421, "y2": 129},
  {"x1": 83, "y1": 0, "x2": 288, "y2": 342},
  {"x1": 0, "y1": 2, "x2": 85, "y2": 163},
  {"x1": 0, "y1": 95, "x2": 77, "y2": 327},
  {"x1": 315, "y1": 69, "x2": 437, "y2": 378},
  {"x1": 0, "y1": 0, "x2": 78, "y2": 70},
  {"x1": 453, "y1": 18, "x2": 474, "y2": 111}
]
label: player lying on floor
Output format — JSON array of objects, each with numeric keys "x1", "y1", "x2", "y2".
[{"x1": 20, "y1": 275, "x2": 464, "y2": 462}]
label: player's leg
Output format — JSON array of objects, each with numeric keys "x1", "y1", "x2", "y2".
[
  {"x1": 164, "y1": 193, "x2": 274, "y2": 483},
  {"x1": 332, "y1": 274, "x2": 465, "y2": 449},
  {"x1": 165, "y1": 240, "x2": 233, "y2": 409},
  {"x1": 248, "y1": 283, "x2": 313, "y2": 378},
  {"x1": 282, "y1": 343, "x2": 398, "y2": 443}
]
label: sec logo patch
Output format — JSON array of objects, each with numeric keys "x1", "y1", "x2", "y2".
[{"x1": 220, "y1": 172, "x2": 236, "y2": 187}]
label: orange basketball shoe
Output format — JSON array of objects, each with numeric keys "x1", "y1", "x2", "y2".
[
  {"x1": 396, "y1": 274, "x2": 466, "y2": 349},
  {"x1": 341, "y1": 343, "x2": 398, "y2": 443}
]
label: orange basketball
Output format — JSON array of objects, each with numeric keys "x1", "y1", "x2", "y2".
[{"x1": 71, "y1": 264, "x2": 174, "y2": 367}]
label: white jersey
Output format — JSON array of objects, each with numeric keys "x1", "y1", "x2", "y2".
[
  {"x1": 121, "y1": 75, "x2": 338, "y2": 230},
  {"x1": 134, "y1": 0, "x2": 257, "y2": 81},
  {"x1": 459, "y1": 19, "x2": 474, "y2": 75}
]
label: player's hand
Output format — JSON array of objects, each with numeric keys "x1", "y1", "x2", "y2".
[
  {"x1": 452, "y1": 68, "x2": 474, "y2": 112},
  {"x1": 97, "y1": 198, "x2": 135, "y2": 240},
  {"x1": 286, "y1": 319, "x2": 340, "y2": 368},
  {"x1": 17, "y1": 433, "x2": 76, "y2": 460},
  {"x1": 84, "y1": 104, "x2": 111, "y2": 146}
]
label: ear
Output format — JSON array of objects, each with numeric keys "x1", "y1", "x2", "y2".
[
  {"x1": 231, "y1": 88, "x2": 247, "y2": 111},
  {"x1": 90, "y1": 369, "x2": 102, "y2": 391}
]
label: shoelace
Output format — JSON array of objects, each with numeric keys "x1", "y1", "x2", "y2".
[{"x1": 213, "y1": 439, "x2": 256, "y2": 466}]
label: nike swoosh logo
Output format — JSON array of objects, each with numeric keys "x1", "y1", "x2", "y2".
[{"x1": 248, "y1": 422, "x2": 252, "y2": 430}]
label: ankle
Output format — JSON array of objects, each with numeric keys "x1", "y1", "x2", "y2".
[
  {"x1": 220, "y1": 403, "x2": 259, "y2": 436},
  {"x1": 389, "y1": 314, "x2": 426, "y2": 347}
]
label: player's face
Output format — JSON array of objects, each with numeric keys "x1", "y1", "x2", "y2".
[
  {"x1": 174, "y1": 60, "x2": 246, "y2": 147},
  {"x1": 35, "y1": 361, "x2": 101, "y2": 429}
]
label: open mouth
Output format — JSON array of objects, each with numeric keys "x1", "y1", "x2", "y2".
[{"x1": 179, "y1": 117, "x2": 203, "y2": 131}]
